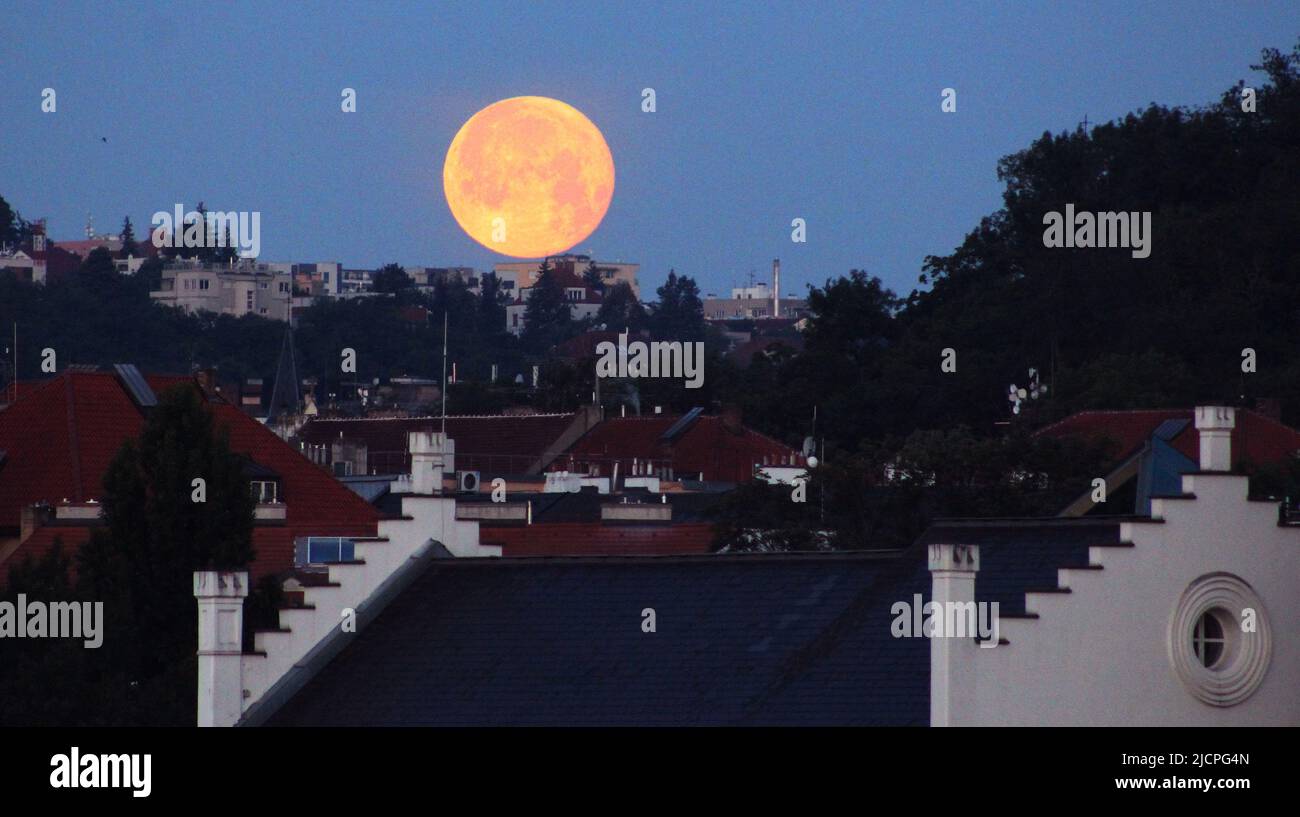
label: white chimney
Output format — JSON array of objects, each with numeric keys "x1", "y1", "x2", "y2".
[
  {"x1": 194, "y1": 571, "x2": 248, "y2": 728},
  {"x1": 1194, "y1": 405, "x2": 1235, "y2": 471},
  {"x1": 928, "y1": 543, "x2": 979, "y2": 727},
  {"x1": 772, "y1": 258, "x2": 780, "y2": 318},
  {"x1": 409, "y1": 431, "x2": 454, "y2": 494}
]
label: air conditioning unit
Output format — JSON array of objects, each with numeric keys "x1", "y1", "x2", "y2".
[{"x1": 458, "y1": 470, "x2": 481, "y2": 493}]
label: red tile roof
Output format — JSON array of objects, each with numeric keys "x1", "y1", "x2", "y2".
[
  {"x1": 564, "y1": 415, "x2": 801, "y2": 483},
  {"x1": 0, "y1": 371, "x2": 377, "y2": 583},
  {"x1": 297, "y1": 413, "x2": 579, "y2": 474},
  {"x1": 1034, "y1": 408, "x2": 1300, "y2": 467},
  {"x1": 480, "y1": 522, "x2": 715, "y2": 556}
]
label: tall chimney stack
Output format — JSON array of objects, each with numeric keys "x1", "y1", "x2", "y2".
[
  {"x1": 195, "y1": 571, "x2": 248, "y2": 727},
  {"x1": 772, "y1": 258, "x2": 780, "y2": 319},
  {"x1": 1194, "y1": 406, "x2": 1235, "y2": 472}
]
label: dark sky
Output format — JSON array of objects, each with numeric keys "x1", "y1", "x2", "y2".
[{"x1": 2, "y1": 1, "x2": 1294, "y2": 298}]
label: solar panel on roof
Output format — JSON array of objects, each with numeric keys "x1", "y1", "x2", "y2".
[
  {"x1": 113, "y1": 363, "x2": 158, "y2": 408},
  {"x1": 659, "y1": 406, "x2": 704, "y2": 442}
]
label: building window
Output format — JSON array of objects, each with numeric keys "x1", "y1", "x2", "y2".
[
  {"x1": 250, "y1": 480, "x2": 279, "y2": 503},
  {"x1": 199, "y1": 279, "x2": 210, "y2": 290},
  {"x1": 1192, "y1": 611, "x2": 1227, "y2": 668},
  {"x1": 302, "y1": 536, "x2": 355, "y2": 565},
  {"x1": 1169, "y1": 573, "x2": 1271, "y2": 707}
]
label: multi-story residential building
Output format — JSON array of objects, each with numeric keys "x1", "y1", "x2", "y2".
[
  {"x1": 494, "y1": 254, "x2": 638, "y2": 300},
  {"x1": 339, "y1": 268, "x2": 375, "y2": 293},
  {"x1": 151, "y1": 259, "x2": 292, "y2": 321},
  {"x1": 505, "y1": 268, "x2": 605, "y2": 335}
]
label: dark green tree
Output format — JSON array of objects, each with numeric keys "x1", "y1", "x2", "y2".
[
  {"x1": 120, "y1": 216, "x2": 138, "y2": 256},
  {"x1": 522, "y1": 259, "x2": 574, "y2": 349},
  {"x1": 75, "y1": 384, "x2": 257, "y2": 724},
  {"x1": 75, "y1": 246, "x2": 119, "y2": 290},
  {"x1": 0, "y1": 194, "x2": 29, "y2": 248},
  {"x1": 372, "y1": 262, "x2": 412, "y2": 293},
  {"x1": 582, "y1": 259, "x2": 605, "y2": 295},
  {"x1": 594, "y1": 280, "x2": 647, "y2": 332},
  {"x1": 650, "y1": 269, "x2": 705, "y2": 341}
]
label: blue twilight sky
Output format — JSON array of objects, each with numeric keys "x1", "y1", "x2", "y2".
[{"x1": 1, "y1": 1, "x2": 1295, "y2": 300}]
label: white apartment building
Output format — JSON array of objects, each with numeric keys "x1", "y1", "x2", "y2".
[
  {"x1": 493, "y1": 254, "x2": 638, "y2": 299},
  {"x1": 151, "y1": 260, "x2": 292, "y2": 321}
]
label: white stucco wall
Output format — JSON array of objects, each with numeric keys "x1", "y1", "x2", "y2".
[{"x1": 947, "y1": 473, "x2": 1299, "y2": 726}]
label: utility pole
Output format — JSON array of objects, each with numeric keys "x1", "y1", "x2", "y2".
[{"x1": 441, "y1": 310, "x2": 448, "y2": 437}]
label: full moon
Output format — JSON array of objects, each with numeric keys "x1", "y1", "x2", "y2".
[{"x1": 443, "y1": 96, "x2": 615, "y2": 258}]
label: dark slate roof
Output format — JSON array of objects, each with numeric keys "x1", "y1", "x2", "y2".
[
  {"x1": 267, "y1": 551, "x2": 932, "y2": 726},
  {"x1": 266, "y1": 517, "x2": 1125, "y2": 726}
]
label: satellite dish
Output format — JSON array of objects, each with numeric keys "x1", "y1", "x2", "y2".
[
  {"x1": 801, "y1": 436, "x2": 815, "y2": 457},
  {"x1": 807, "y1": 455, "x2": 819, "y2": 469}
]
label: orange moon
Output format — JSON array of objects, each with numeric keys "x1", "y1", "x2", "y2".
[{"x1": 443, "y1": 96, "x2": 615, "y2": 258}]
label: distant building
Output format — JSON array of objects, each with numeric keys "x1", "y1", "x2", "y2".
[
  {"x1": 405, "y1": 266, "x2": 480, "y2": 291},
  {"x1": 494, "y1": 254, "x2": 638, "y2": 300},
  {"x1": 151, "y1": 259, "x2": 292, "y2": 320},
  {"x1": 0, "y1": 221, "x2": 90, "y2": 284},
  {"x1": 262, "y1": 262, "x2": 341, "y2": 297},
  {"x1": 702, "y1": 259, "x2": 808, "y2": 321},
  {"x1": 505, "y1": 267, "x2": 605, "y2": 335},
  {"x1": 339, "y1": 267, "x2": 374, "y2": 293}
]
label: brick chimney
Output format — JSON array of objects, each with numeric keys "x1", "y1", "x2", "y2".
[{"x1": 1194, "y1": 405, "x2": 1235, "y2": 472}]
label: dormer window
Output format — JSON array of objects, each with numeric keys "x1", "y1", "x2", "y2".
[{"x1": 250, "y1": 479, "x2": 279, "y2": 503}]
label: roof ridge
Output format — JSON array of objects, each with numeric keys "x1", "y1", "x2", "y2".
[{"x1": 307, "y1": 412, "x2": 576, "y2": 422}]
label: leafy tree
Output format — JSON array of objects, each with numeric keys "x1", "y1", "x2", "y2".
[
  {"x1": 650, "y1": 269, "x2": 705, "y2": 341},
  {"x1": 213, "y1": 224, "x2": 237, "y2": 265},
  {"x1": 0, "y1": 194, "x2": 29, "y2": 248},
  {"x1": 73, "y1": 384, "x2": 257, "y2": 724},
  {"x1": 75, "y1": 246, "x2": 119, "y2": 290},
  {"x1": 522, "y1": 259, "x2": 574, "y2": 349},
  {"x1": 582, "y1": 259, "x2": 605, "y2": 295},
  {"x1": 594, "y1": 280, "x2": 647, "y2": 332},
  {"x1": 372, "y1": 262, "x2": 412, "y2": 293}
]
